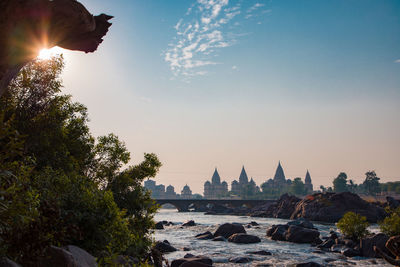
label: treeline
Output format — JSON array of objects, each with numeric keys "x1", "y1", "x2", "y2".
[
  {"x1": 321, "y1": 171, "x2": 400, "y2": 196},
  {"x1": 0, "y1": 56, "x2": 161, "y2": 265}
]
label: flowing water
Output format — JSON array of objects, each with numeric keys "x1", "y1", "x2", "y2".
[{"x1": 154, "y1": 209, "x2": 390, "y2": 266}]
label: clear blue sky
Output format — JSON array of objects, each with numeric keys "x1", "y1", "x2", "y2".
[{"x1": 59, "y1": 0, "x2": 400, "y2": 194}]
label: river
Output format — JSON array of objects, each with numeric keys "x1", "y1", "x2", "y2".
[{"x1": 154, "y1": 209, "x2": 390, "y2": 266}]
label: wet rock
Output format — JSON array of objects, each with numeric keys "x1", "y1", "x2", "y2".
[
  {"x1": 287, "y1": 218, "x2": 315, "y2": 229},
  {"x1": 285, "y1": 225, "x2": 320, "y2": 244},
  {"x1": 0, "y1": 258, "x2": 21, "y2": 267},
  {"x1": 360, "y1": 233, "x2": 390, "y2": 258},
  {"x1": 155, "y1": 221, "x2": 164, "y2": 229},
  {"x1": 246, "y1": 250, "x2": 272, "y2": 256},
  {"x1": 171, "y1": 256, "x2": 212, "y2": 267},
  {"x1": 246, "y1": 224, "x2": 252, "y2": 228},
  {"x1": 182, "y1": 220, "x2": 196, "y2": 227},
  {"x1": 196, "y1": 231, "x2": 213, "y2": 240},
  {"x1": 64, "y1": 245, "x2": 97, "y2": 267},
  {"x1": 228, "y1": 233, "x2": 261, "y2": 244},
  {"x1": 267, "y1": 224, "x2": 288, "y2": 241},
  {"x1": 184, "y1": 253, "x2": 195, "y2": 258},
  {"x1": 296, "y1": 262, "x2": 322, "y2": 267},
  {"x1": 213, "y1": 223, "x2": 246, "y2": 238},
  {"x1": 316, "y1": 238, "x2": 335, "y2": 250},
  {"x1": 342, "y1": 248, "x2": 360, "y2": 257},
  {"x1": 229, "y1": 256, "x2": 253, "y2": 263},
  {"x1": 154, "y1": 241, "x2": 177, "y2": 253},
  {"x1": 290, "y1": 192, "x2": 386, "y2": 223},
  {"x1": 211, "y1": 236, "x2": 226, "y2": 241},
  {"x1": 330, "y1": 244, "x2": 347, "y2": 253},
  {"x1": 250, "y1": 221, "x2": 259, "y2": 226},
  {"x1": 183, "y1": 247, "x2": 191, "y2": 251},
  {"x1": 257, "y1": 193, "x2": 301, "y2": 218}
]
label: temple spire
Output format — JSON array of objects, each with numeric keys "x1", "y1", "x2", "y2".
[
  {"x1": 239, "y1": 165, "x2": 249, "y2": 184},
  {"x1": 273, "y1": 161, "x2": 286, "y2": 181}
]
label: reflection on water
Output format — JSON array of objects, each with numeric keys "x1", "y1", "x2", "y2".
[{"x1": 154, "y1": 209, "x2": 389, "y2": 266}]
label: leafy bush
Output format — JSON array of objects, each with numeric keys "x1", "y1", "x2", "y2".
[
  {"x1": 337, "y1": 211, "x2": 369, "y2": 240},
  {"x1": 0, "y1": 56, "x2": 161, "y2": 265},
  {"x1": 379, "y1": 207, "x2": 400, "y2": 236}
]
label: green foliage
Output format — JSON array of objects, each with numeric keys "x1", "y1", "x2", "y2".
[
  {"x1": 333, "y1": 172, "x2": 348, "y2": 193},
  {"x1": 290, "y1": 177, "x2": 306, "y2": 196},
  {"x1": 379, "y1": 207, "x2": 400, "y2": 236},
  {"x1": 0, "y1": 57, "x2": 161, "y2": 264},
  {"x1": 363, "y1": 171, "x2": 381, "y2": 196},
  {"x1": 337, "y1": 211, "x2": 369, "y2": 240}
]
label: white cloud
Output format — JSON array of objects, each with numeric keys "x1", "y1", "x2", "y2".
[
  {"x1": 164, "y1": 0, "x2": 269, "y2": 79},
  {"x1": 395, "y1": 59, "x2": 400, "y2": 63},
  {"x1": 232, "y1": 65, "x2": 238, "y2": 70}
]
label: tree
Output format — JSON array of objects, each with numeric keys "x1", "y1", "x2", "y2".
[
  {"x1": 363, "y1": 171, "x2": 381, "y2": 195},
  {"x1": 290, "y1": 178, "x2": 306, "y2": 196},
  {"x1": 379, "y1": 207, "x2": 400, "y2": 236},
  {"x1": 333, "y1": 172, "x2": 348, "y2": 193},
  {"x1": 337, "y1": 212, "x2": 369, "y2": 241}
]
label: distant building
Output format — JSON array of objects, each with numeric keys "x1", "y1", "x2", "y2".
[
  {"x1": 262, "y1": 161, "x2": 292, "y2": 192},
  {"x1": 144, "y1": 179, "x2": 165, "y2": 199},
  {"x1": 181, "y1": 184, "x2": 193, "y2": 199},
  {"x1": 204, "y1": 168, "x2": 228, "y2": 199},
  {"x1": 165, "y1": 185, "x2": 177, "y2": 199},
  {"x1": 231, "y1": 166, "x2": 260, "y2": 197},
  {"x1": 304, "y1": 170, "x2": 313, "y2": 193}
]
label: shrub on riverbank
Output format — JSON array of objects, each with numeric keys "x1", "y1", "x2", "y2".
[
  {"x1": 379, "y1": 207, "x2": 400, "y2": 236},
  {"x1": 0, "y1": 56, "x2": 160, "y2": 265},
  {"x1": 337, "y1": 212, "x2": 369, "y2": 241}
]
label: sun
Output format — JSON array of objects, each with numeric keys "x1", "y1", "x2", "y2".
[{"x1": 37, "y1": 47, "x2": 64, "y2": 60}]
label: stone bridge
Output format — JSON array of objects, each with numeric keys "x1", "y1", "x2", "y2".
[{"x1": 155, "y1": 199, "x2": 275, "y2": 212}]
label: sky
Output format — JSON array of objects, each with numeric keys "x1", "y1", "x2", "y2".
[{"x1": 55, "y1": 0, "x2": 399, "y2": 194}]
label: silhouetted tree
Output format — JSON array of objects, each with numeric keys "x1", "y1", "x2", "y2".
[
  {"x1": 363, "y1": 171, "x2": 381, "y2": 195},
  {"x1": 333, "y1": 172, "x2": 348, "y2": 192}
]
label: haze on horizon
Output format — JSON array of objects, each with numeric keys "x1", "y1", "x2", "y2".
[{"x1": 55, "y1": 0, "x2": 399, "y2": 194}]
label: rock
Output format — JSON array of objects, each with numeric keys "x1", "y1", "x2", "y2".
[
  {"x1": 287, "y1": 218, "x2": 315, "y2": 229},
  {"x1": 182, "y1": 220, "x2": 196, "y2": 227},
  {"x1": 342, "y1": 248, "x2": 360, "y2": 257},
  {"x1": 64, "y1": 245, "x2": 97, "y2": 267},
  {"x1": 183, "y1": 247, "x2": 191, "y2": 251},
  {"x1": 0, "y1": 258, "x2": 21, "y2": 267},
  {"x1": 330, "y1": 244, "x2": 347, "y2": 253},
  {"x1": 163, "y1": 240, "x2": 170, "y2": 244},
  {"x1": 228, "y1": 233, "x2": 261, "y2": 244},
  {"x1": 316, "y1": 238, "x2": 335, "y2": 250},
  {"x1": 267, "y1": 224, "x2": 288, "y2": 241},
  {"x1": 360, "y1": 233, "x2": 390, "y2": 258},
  {"x1": 171, "y1": 256, "x2": 212, "y2": 267},
  {"x1": 154, "y1": 241, "x2": 177, "y2": 253},
  {"x1": 39, "y1": 246, "x2": 78, "y2": 267},
  {"x1": 229, "y1": 256, "x2": 253, "y2": 263},
  {"x1": 246, "y1": 224, "x2": 252, "y2": 228},
  {"x1": 196, "y1": 231, "x2": 213, "y2": 240},
  {"x1": 290, "y1": 192, "x2": 386, "y2": 223},
  {"x1": 250, "y1": 221, "x2": 259, "y2": 226},
  {"x1": 112, "y1": 255, "x2": 130, "y2": 266},
  {"x1": 296, "y1": 262, "x2": 322, "y2": 267},
  {"x1": 285, "y1": 225, "x2": 320, "y2": 244},
  {"x1": 263, "y1": 193, "x2": 301, "y2": 219},
  {"x1": 246, "y1": 250, "x2": 272, "y2": 256},
  {"x1": 213, "y1": 223, "x2": 246, "y2": 238},
  {"x1": 155, "y1": 221, "x2": 164, "y2": 229},
  {"x1": 211, "y1": 236, "x2": 226, "y2": 241},
  {"x1": 184, "y1": 253, "x2": 195, "y2": 258}
]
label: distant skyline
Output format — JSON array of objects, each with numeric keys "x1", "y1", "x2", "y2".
[{"x1": 53, "y1": 0, "x2": 398, "y2": 194}]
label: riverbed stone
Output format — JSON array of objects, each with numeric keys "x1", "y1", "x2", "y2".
[
  {"x1": 296, "y1": 262, "x2": 322, "y2": 267},
  {"x1": 0, "y1": 258, "x2": 21, "y2": 267},
  {"x1": 229, "y1": 256, "x2": 253, "y2": 263},
  {"x1": 267, "y1": 224, "x2": 288, "y2": 241},
  {"x1": 64, "y1": 245, "x2": 97, "y2": 267},
  {"x1": 287, "y1": 218, "x2": 315, "y2": 229},
  {"x1": 285, "y1": 225, "x2": 320, "y2": 244},
  {"x1": 246, "y1": 250, "x2": 272, "y2": 256},
  {"x1": 39, "y1": 245, "x2": 78, "y2": 267},
  {"x1": 228, "y1": 233, "x2": 261, "y2": 244},
  {"x1": 211, "y1": 236, "x2": 226, "y2": 241},
  {"x1": 154, "y1": 241, "x2": 177, "y2": 253},
  {"x1": 182, "y1": 220, "x2": 196, "y2": 227},
  {"x1": 155, "y1": 221, "x2": 164, "y2": 229},
  {"x1": 342, "y1": 248, "x2": 360, "y2": 257},
  {"x1": 213, "y1": 223, "x2": 246, "y2": 238},
  {"x1": 360, "y1": 233, "x2": 390, "y2": 258},
  {"x1": 171, "y1": 256, "x2": 212, "y2": 267},
  {"x1": 196, "y1": 231, "x2": 213, "y2": 240}
]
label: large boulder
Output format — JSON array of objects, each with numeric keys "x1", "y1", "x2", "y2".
[
  {"x1": 360, "y1": 233, "x2": 390, "y2": 258},
  {"x1": 229, "y1": 256, "x2": 253, "y2": 263},
  {"x1": 195, "y1": 231, "x2": 213, "y2": 240},
  {"x1": 155, "y1": 221, "x2": 164, "y2": 229},
  {"x1": 290, "y1": 192, "x2": 386, "y2": 223},
  {"x1": 64, "y1": 245, "x2": 97, "y2": 267},
  {"x1": 262, "y1": 194, "x2": 301, "y2": 219},
  {"x1": 287, "y1": 218, "x2": 315, "y2": 229},
  {"x1": 171, "y1": 256, "x2": 212, "y2": 267},
  {"x1": 266, "y1": 224, "x2": 288, "y2": 241},
  {"x1": 285, "y1": 225, "x2": 320, "y2": 244},
  {"x1": 213, "y1": 223, "x2": 246, "y2": 238},
  {"x1": 228, "y1": 233, "x2": 261, "y2": 244},
  {"x1": 154, "y1": 241, "x2": 177, "y2": 253},
  {"x1": 39, "y1": 246, "x2": 78, "y2": 267},
  {"x1": 182, "y1": 220, "x2": 196, "y2": 227},
  {"x1": 0, "y1": 258, "x2": 21, "y2": 267}
]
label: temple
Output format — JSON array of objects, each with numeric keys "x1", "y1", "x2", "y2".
[
  {"x1": 203, "y1": 168, "x2": 228, "y2": 199},
  {"x1": 231, "y1": 166, "x2": 260, "y2": 196}
]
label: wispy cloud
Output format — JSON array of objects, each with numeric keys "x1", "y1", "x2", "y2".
[
  {"x1": 395, "y1": 59, "x2": 400, "y2": 63},
  {"x1": 164, "y1": 0, "x2": 269, "y2": 80}
]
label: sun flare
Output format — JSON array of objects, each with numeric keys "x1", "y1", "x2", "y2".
[{"x1": 37, "y1": 47, "x2": 63, "y2": 60}]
